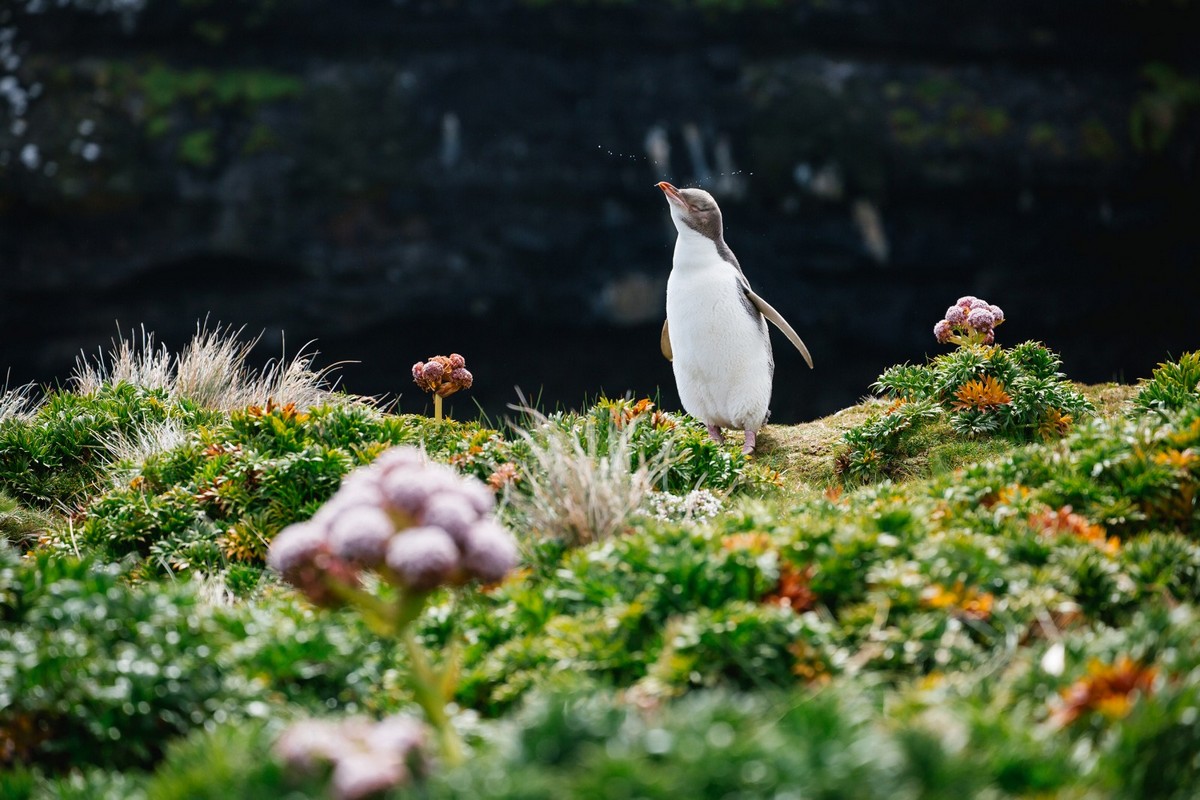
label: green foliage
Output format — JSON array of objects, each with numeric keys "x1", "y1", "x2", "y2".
[
  {"x1": 0, "y1": 491, "x2": 52, "y2": 549},
  {"x1": 111, "y1": 62, "x2": 303, "y2": 170},
  {"x1": 141, "y1": 720, "x2": 286, "y2": 800},
  {"x1": 837, "y1": 342, "x2": 1092, "y2": 484},
  {"x1": 12, "y1": 341, "x2": 1200, "y2": 796},
  {"x1": 0, "y1": 551, "x2": 385, "y2": 773},
  {"x1": 0, "y1": 553, "x2": 253, "y2": 771},
  {"x1": 0, "y1": 383, "x2": 218, "y2": 510},
  {"x1": 64, "y1": 404, "x2": 521, "y2": 577},
  {"x1": 1131, "y1": 63, "x2": 1200, "y2": 154},
  {"x1": 1132, "y1": 350, "x2": 1200, "y2": 416}
]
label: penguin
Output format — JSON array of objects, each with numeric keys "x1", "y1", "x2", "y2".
[{"x1": 656, "y1": 181, "x2": 813, "y2": 455}]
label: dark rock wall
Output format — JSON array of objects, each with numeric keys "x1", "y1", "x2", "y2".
[{"x1": 2, "y1": 1, "x2": 1198, "y2": 421}]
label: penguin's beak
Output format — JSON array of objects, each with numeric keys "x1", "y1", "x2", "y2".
[{"x1": 657, "y1": 181, "x2": 688, "y2": 210}]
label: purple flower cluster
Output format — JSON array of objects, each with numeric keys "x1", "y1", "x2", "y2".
[
  {"x1": 934, "y1": 295, "x2": 1006, "y2": 346},
  {"x1": 412, "y1": 353, "x2": 474, "y2": 398},
  {"x1": 267, "y1": 447, "x2": 519, "y2": 603},
  {"x1": 275, "y1": 714, "x2": 428, "y2": 800}
]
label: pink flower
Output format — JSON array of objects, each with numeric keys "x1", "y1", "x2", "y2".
[
  {"x1": 457, "y1": 475, "x2": 496, "y2": 516},
  {"x1": 450, "y1": 367, "x2": 473, "y2": 388},
  {"x1": 461, "y1": 520, "x2": 520, "y2": 583},
  {"x1": 332, "y1": 754, "x2": 405, "y2": 800},
  {"x1": 267, "y1": 522, "x2": 327, "y2": 579},
  {"x1": 989, "y1": 304, "x2": 1005, "y2": 324},
  {"x1": 955, "y1": 295, "x2": 978, "y2": 307},
  {"x1": 945, "y1": 305, "x2": 967, "y2": 324},
  {"x1": 328, "y1": 505, "x2": 396, "y2": 567},
  {"x1": 967, "y1": 307, "x2": 996, "y2": 331},
  {"x1": 420, "y1": 492, "x2": 480, "y2": 543},
  {"x1": 448, "y1": 353, "x2": 466, "y2": 369},
  {"x1": 275, "y1": 715, "x2": 428, "y2": 800},
  {"x1": 386, "y1": 526, "x2": 461, "y2": 590},
  {"x1": 421, "y1": 361, "x2": 444, "y2": 382},
  {"x1": 934, "y1": 319, "x2": 953, "y2": 344},
  {"x1": 411, "y1": 362, "x2": 424, "y2": 381},
  {"x1": 274, "y1": 719, "x2": 351, "y2": 770},
  {"x1": 380, "y1": 470, "x2": 442, "y2": 517}
]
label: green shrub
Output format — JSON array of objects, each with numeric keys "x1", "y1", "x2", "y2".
[
  {"x1": 427, "y1": 688, "x2": 998, "y2": 800},
  {"x1": 141, "y1": 720, "x2": 287, "y2": 800},
  {"x1": 0, "y1": 383, "x2": 218, "y2": 509},
  {"x1": 837, "y1": 342, "x2": 1092, "y2": 484},
  {"x1": 64, "y1": 403, "x2": 519, "y2": 577},
  {"x1": 0, "y1": 491, "x2": 52, "y2": 550},
  {"x1": 0, "y1": 552, "x2": 382, "y2": 773},
  {"x1": 1132, "y1": 350, "x2": 1200, "y2": 416}
]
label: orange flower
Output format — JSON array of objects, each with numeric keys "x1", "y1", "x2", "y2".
[
  {"x1": 1154, "y1": 448, "x2": 1199, "y2": 471},
  {"x1": 1050, "y1": 656, "x2": 1157, "y2": 727},
  {"x1": 649, "y1": 410, "x2": 676, "y2": 430},
  {"x1": 246, "y1": 398, "x2": 307, "y2": 422},
  {"x1": 951, "y1": 376, "x2": 1012, "y2": 411},
  {"x1": 487, "y1": 462, "x2": 520, "y2": 490},
  {"x1": 1029, "y1": 505, "x2": 1118, "y2": 555},
  {"x1": 767, "y1": 564, "x2": 817, "y2": 613},
  {"x1": 788, "y1": 639, "x2": 831, "y2": 684},
  {"x1": 608, "y1": 398, "x2": 657, "y2": 427},
  {"x1": 219, "y1": 525, "x2": 266, "y2": 563},
  {"x1": 1038, "y1": 407, "x2": 1074, "y2": 439},
  {"x1": 721, "y1": 532, "x2": 774, "y2": 553},
  {"x1": 921, "y1": 581, "x2": 994, "y2": 621}
]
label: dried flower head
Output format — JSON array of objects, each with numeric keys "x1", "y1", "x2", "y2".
[{"x1": 412, "y1": 354, "x2": 474, "y2": 398}]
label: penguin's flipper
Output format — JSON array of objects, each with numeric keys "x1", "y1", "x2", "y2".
[
  {"x1": 746, "y1": 290, "x2": 814, "y2": 369},
  {"x1": 660, "y1": 320, "x2": 673, "y2": 361}
]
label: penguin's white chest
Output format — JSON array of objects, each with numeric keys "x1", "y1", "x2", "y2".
[{"x1": 666, "y1": 238, "x2": 773, "y2": 431}]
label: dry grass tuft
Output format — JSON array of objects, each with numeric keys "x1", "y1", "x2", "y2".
[
  {"x1": 101, "y1": 417, "x2": 192, "y2": 476},
  {"x1": 72, "y1": 322, "x2": 361, "y2": 412},
  {"x1": 510, "y1": 413, "x2": 673, "y2": 547},
  {"x1": 0, "y1": 381, "x2": 41, "y2": 423}
]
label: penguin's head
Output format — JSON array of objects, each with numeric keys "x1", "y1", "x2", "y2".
[{"x1": 656, "y1": 182, "x2": 723, "y2": 241}]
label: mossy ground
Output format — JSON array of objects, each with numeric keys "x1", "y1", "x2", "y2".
[{"x1": 754, "y1": 381, "x2": 1137, "y2": 497}]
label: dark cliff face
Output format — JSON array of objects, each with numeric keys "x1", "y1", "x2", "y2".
[{"x1": 1, "y1": 1, "x2": 1198, "y2": 421}]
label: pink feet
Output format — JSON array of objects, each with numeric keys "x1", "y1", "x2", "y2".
[{"x1": 707, "y1": 425, "x2": 758, "y2": 455}]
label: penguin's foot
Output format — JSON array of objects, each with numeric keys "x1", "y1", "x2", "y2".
[
  {"x1": 706, "y1": 424, "x2": 725, "y2": 444},
  {"x1": 741, "y1": 429, "x2": 757, "y2": 456}
]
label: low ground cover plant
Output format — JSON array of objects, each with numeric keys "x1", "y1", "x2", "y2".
[
  {"x1": 2, "y1": 327, "x2": 1200, "y2": 798},
  {"x1": 836, "y1": 299, "x2": 1093, "y2": 483}
]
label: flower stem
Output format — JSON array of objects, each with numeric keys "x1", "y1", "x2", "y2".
[
  {"x1": 402, "y1": 627, "x2": 466, "y2": 767},
  {"x1": 434, "y1": 394, "x2": 443, "y2": 422}
]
